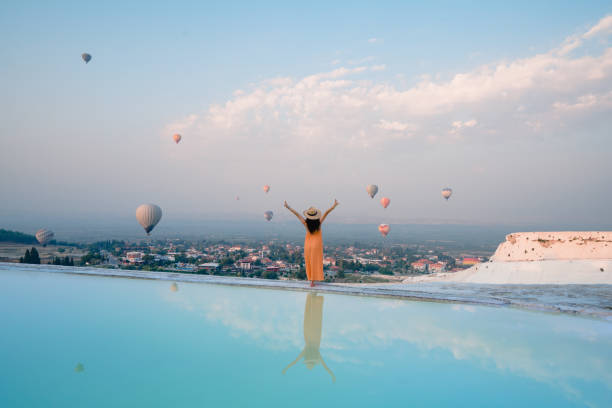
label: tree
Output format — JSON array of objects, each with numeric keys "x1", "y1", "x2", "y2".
[
  {"x1": 379, "y1": 268, "x2": 393, "y2": 275},
  {"x1": 336, "y1": 269, "x2": 345, "y2": 279},
  {"x1": 296, "y1": 268, "x2": 307, "y2": 280},
  {"x1": 80, "y1": 251, "x2": 103, "y2": 266},
  {"x1": 30, "y1": 248, "x2": 40, "y2": 264},
  {"x1": 51, "y1": 256, "x2": 74, "y2": 266},
  {"x1": 219, "y1": 257, "x2": 234, "y2": 267},
  {"x1": 21, "y1": 248, "x2": 40, "y2": 264},
  {"x1": 262, "y1": 270, "x2": 278, "y2": 280},
  {"x1": 22, "y1": 249, "x2": 31, "y2": 263},
  {"x1": 364, "y1": 264, "x2": 380, "y2": 272}
]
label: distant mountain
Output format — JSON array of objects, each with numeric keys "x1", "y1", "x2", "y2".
[{"x1": 0, "y1": 229, "x2": 37, "y2": 244}]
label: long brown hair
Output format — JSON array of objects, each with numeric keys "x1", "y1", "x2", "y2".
[{"x1": 305, "y1": 218, "x2": 321, "y2": 233}]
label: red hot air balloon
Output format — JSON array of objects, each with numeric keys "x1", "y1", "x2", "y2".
[
  {"x1": 173, "y1": 133, "x2": 182, "y2": 144},
  {"x1": 263, "y1": 185, "x2": 270, "y2": 193},
  {"x1": 378, "y1": 224, "x2": 390, "y2": 237},
  {"x1": 441, "y1": 187, "x2": 452, "y2": 200},
  {"x1": 380, "y1": 197, "x2": 390, "y2": 209}
]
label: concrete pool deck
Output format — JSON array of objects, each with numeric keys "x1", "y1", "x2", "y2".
[{"x1": 2, "y1": 262, "x2": 611, "y2": 321}]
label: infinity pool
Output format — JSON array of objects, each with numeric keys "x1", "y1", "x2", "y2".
[{"x1": 1, "y1": 269, "x2": 611, "y2": 407}]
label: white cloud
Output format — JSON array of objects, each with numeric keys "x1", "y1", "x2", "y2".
[
  {"x1": 583, "y1": 15, "x2": 612, "y2": 39},
  {"x1": 556, "y1": 15, "x2": 612, "y2": 56},
  {"x1": 450, "y1": 119, "x2": 478, "y2": 135},
  {"x1": 378, "y1": 119, "x2": 412, "y2": 131},
  {"x1": 452, "y1": 119, "x2": 478, "y2": 129},
  {"x1": 168, "y1": 15, "x2": 612, "y2": 158},
  {"x1": 553, "y1": 91, "x2": 612, "y2": 112},
  {"x1": 368, "y1": 38, "x2": 378, "y2": 43}
]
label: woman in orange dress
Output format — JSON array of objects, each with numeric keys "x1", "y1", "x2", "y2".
[{"x1": 284, "y1": 199, "x2": 338, "y2": 287}]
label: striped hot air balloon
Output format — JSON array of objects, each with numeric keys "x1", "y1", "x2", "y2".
[
  {"x1": 378, "y1": 224, "x2": 390, "y2": 237},
  {"x1": 264, "y1": 211, "x2": 273, "y2": 221},
  {"x1": 366, "y1": 184, "x2": 378, "y2": 199},
  {"x1": 35, "y1": 229, "x2": 54, "y2": 245},
  {"x1": 136, "y1": 204, "x2": 162, "y2": 235}
]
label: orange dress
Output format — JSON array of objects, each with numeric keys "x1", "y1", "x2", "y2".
[{"x1": 304, "y1": 228, "x2": 324, "y2": 281}]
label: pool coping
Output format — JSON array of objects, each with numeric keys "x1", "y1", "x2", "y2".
[{"x1": 2, "y1": 262, "x2": 611, "y2": 321}]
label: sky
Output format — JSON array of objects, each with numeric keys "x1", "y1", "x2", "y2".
[{"x1": 1, "y1": 1, "x2": 611, "y2": 231}]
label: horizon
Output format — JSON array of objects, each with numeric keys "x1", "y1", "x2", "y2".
[{"x1": 3, "y1": 214, "x2": 611, "y2": 247}]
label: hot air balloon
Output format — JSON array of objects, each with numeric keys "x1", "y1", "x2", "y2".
[
  {"x1": 378, "y1": 224, "x2": 390, "y2": 237},
  {"x1": 170, "y1": 283, "x2": 178, "y2": 292},
  {"x1": 380, "y1": 197, "x2": 390, "y2": 209},
  {"x1": 136, "y1": 204, "x2": 162, "y2": 235},
  {"x1": 263, "y1": 185, "x2": 270, "y2": 194},
  {"x1": 264, "y1": 211, "x2": 273, "y2": 221},
  {"x1": 36, "y1": 229, "x2": 54, "y2": 245},
  {"x1": 81, "y1": 53, "x2": 91, "y2": 63},
  {"x1": 74, "y1": 363, "x2": 84, "y2": 373},
  {"x1": 366, "y1": 184, "x2": 378, "y2": 199},
  {"x1": 173, "y1": 133, "x2": 181, "y2": 144},
  {"x1": 441, "y1": 188, "x2": 453, "y2": 200}
]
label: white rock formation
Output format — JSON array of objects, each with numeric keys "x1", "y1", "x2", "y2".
[
  {"x1": 404, "y1": 231, "x2": 612, "y2": 285},
  {"x1": 491, "y1": 231, "x2": 612, "y2": 261}
]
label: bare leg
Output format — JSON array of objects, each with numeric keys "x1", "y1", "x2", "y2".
[{"x1": 310, "y1": 280, "x2": 315, "y2": 287}]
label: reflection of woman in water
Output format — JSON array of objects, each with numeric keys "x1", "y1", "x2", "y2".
[{"x1": 282, "y1": 293, "x2": 335, "y2": 382}]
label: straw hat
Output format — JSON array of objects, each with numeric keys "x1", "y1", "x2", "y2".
[{"x1": 303, "y1": 207, "x2": 321, "y2": 220}]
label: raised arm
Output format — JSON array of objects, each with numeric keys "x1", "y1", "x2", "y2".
[
  {"x1": 320, "y1": 199, "x2": 339, "y2": 224},
  {"x1": 284, "y1": 201, "x2": 306, "y2": 226}
]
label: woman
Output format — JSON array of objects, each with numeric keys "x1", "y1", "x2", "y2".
[{"x1": 284, "y1": 199, "x2": 338, "y2": 287}]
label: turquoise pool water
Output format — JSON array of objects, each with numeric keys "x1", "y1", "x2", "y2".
[{"x1": 1, "y1": 269, "x2": 611, "y2": 407}]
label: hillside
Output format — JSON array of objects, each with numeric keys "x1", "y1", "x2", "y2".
[{"x1": 0, "y1": 229, "x2": 37, "y2": 244}]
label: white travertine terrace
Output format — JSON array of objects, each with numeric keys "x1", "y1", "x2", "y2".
[
  {"x1": 2, "y1": 262, "x2": 611, "y2": 319},
  {"x1": 403, "y1": 232, "x2": 612, "y2": 285},
  {"x1": 491, "y1": 231, "x2": 612, "y2": 262}
]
